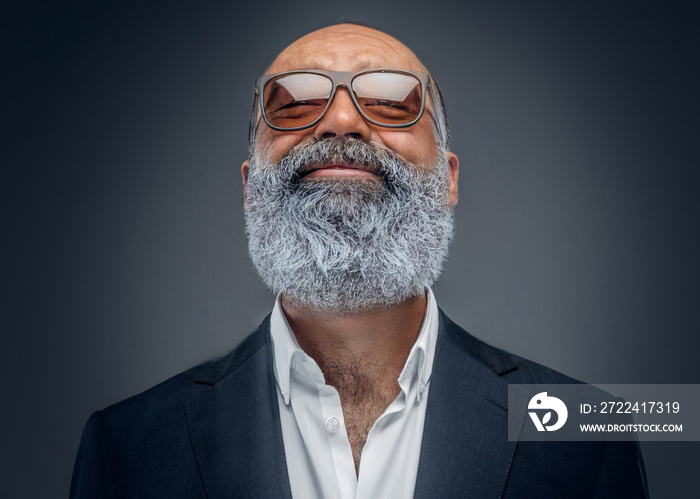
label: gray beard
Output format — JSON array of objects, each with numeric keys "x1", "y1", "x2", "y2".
[{"x1": 245, "y1": 137, "x2": 454, "y2": 314}]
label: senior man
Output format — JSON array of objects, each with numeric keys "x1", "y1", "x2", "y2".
[{"x1": 71, "y1": 23, "x2": 648, "y2": 498}]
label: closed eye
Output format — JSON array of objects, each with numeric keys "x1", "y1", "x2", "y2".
[
  {"x1": 364, "y1": 100, "x2": 408, "y2": 110},
  {"x1": 277, "y1": 100, "x2": 324, "y2": 110}
]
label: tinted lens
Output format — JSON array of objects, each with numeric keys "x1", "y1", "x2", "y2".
[
  {"x1": 352, "y1": 72, "x2": 423, "y2": 125},
  {"x1": 263, "y1": 73, "x2": 333, "y2": 129}
]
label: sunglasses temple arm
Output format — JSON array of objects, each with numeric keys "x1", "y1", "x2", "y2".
[
  {"x1": 428, "y1": 84, "x2": 447, "y2": 149},
  {"x1": 248, "y1": 91, "x2": 261, "y2": 148}
]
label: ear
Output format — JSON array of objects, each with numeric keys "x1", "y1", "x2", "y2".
[
  {"x1": 446, "y1": 151, "x2": 459, "y2": 209},
  {"x1": 241, "y1": 159, "x2": 249, "y2": 209}
]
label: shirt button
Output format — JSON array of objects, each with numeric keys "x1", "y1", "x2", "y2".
[{"x1": 325, "y1": 417, "x2": 340, "y2": 432}]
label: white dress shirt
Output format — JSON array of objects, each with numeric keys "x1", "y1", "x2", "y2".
[{"x1": 270, "y1": 288, "x2": 439, "y2": 499}]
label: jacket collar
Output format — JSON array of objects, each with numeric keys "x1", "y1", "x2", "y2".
[
  {"x1": 185, "y1": 316, "x2": 293, "y2": 498},
  {"x1": 414, "y1": 309, "x2": 520, "y2": 498}
]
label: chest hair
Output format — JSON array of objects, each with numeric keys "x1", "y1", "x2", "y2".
[{"x1": 317, "y1": 356, "x2": 402, "y2": 474}]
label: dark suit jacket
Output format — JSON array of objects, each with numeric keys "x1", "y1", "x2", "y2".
[{"x1": 71, "y1": 310, "x2": 648, "y2": 498}]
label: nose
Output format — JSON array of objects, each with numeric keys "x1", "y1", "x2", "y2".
[{"x1": 313, "y1": 87, "x2": 372, "y2": 140}]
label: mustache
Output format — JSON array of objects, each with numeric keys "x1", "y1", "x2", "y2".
[{"x1": 277, "y1": 137, "x2": 409, "y2": 183}]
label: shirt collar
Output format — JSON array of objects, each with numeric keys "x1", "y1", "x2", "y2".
[{"x1": 270, "y1": 288, "x2": 439, "y2": 405}]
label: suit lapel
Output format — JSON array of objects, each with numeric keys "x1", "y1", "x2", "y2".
[
  {"x1": 182, "y1": 311, "x2": 522, "y2": 498},
  {"x1": 185, "y1": 319, "x2": 292, "y2": 499},
  {"x1": 415, "y1": 311, "x2": 519, "y2": 499}
]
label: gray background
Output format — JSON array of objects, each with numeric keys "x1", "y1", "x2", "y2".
[{"x1": 3, "y1": 0, "x2": 698, "y2": 497}]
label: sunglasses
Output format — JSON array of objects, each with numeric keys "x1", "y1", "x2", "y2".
[{"x1": 253, "y1": 68, "x2": 445, "y2": 143}]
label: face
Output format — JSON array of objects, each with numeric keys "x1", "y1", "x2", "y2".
[
  {"x1": 242, "y1": 25, "x2": 459, "y2": 313},
  {"x1": 243, "y1": 24, "x2": 458, "y2": 207}
]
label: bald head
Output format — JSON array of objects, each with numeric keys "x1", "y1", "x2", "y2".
[{"x1": 268, "y1": 24, "x2": 429, "y2": 75}]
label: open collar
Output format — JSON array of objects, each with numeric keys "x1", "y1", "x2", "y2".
[{"x1": 269, "y1": 288, "x2": 440, "y2": 405}]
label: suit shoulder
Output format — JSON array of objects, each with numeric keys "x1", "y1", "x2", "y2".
[
  {"x1": 100, "y1": 315, "x2": 271, "y2": 421},
  {"x1": 438, "y1": 308, "x2": 584, "y2": 385}
]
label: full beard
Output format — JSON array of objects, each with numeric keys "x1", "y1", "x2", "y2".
[{"x1": 245, "y1": 137, "x2": 454, "y2": 314}]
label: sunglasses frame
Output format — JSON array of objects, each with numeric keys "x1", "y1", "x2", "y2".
[{"x1": 253, "y1": 68, "x2": 445, "y2": 144}]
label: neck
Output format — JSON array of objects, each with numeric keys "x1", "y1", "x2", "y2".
[
  {"x1": 281, "y1": 293, "x2": 427, "y2": 376},
  {"x1": 281, "y1": 292, "x2": 428, "y2": 473}
]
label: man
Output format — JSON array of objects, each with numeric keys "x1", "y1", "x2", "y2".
[{"x1": 71, "y1": 24, "x2": 648, "y2": 498}]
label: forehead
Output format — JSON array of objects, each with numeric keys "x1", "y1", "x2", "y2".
[{"x1": 267, "y1": 25, "x2": 427, "y2": 74}]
